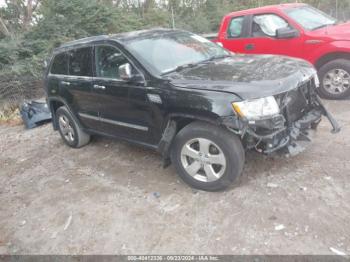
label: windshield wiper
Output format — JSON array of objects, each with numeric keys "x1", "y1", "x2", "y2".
[
  {"x1": 161, "y1": 54, "x2": 232, "y2": 75},
  {"x1": 210, "y1": 54, "x2": 232, "y2": 60},
  {"x1": 161, "y1": 63, "x2": 197, "y2": 75},
  {"x1": 200, "y1": 54, "x2": 232, "y2": 63},
  {"x1": 312, "y1": 22, "x2": 337, "y2": 31}
]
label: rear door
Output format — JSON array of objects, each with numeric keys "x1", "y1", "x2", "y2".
[
  {"x1": 220, "y1": 15, "x2": 253, "y2": 53},
  {"x1": 47, "y1": 52, "x2": 69, "y2": 99},
  {"x1": 92, "y1": 44, "x2": 154, "y2": 144},
  {"x1": 64, "y1": 47, "x2": 99, "y2": 129}
]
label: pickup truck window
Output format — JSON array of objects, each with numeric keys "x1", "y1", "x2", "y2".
[
  {"x1": 253, "y1": 14, "x2": 289, "y2": 37},
  {"x1": 95, "y1": 46, "x2": 129, "y2": 79},
  {"x1": 284, "y1": 5, "x2": 337, "y2": 31},
  {"x1": 227, "y1": 16, "x2": 244, "y2": 38}
]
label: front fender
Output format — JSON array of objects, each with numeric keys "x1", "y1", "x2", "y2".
[
  {"x1": 330, "y1": 40, "x2": 350, "y2": 50},
  {"x1": 311, "y1": 40, "x2": 350, "y2": 64},
  {"x1": 166, "y1": 86, "x2": 240, "y2": 117}
]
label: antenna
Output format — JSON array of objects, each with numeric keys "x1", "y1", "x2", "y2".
[
  {"x1": 336, "y1": 0, "x2": 338, "y2": 19},
  {"x1": 171, "y1": 6, "x2": 175, "y2": 29}
]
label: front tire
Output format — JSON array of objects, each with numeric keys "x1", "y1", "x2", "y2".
[
  {"x1": 318, "y1": 59, "x2": 350, "y2": 99},
  {"x1": 171, "y1": 121, "x2": 245, "y2": 191},
  {"x1": 56, "y1": 106, "x2": 90, "y2": 148}
]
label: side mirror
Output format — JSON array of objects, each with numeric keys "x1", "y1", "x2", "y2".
[
  {"x1": 118, "y1": 63, "x2": 133, "y2": 81},
  {"x1": 276, "y1": 27, "x2": 299, "y2": 39}
]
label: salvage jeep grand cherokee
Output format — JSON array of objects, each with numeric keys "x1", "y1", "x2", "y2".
[{"x1": 45, "y1": 29, "x2": 340, "y2": 191}]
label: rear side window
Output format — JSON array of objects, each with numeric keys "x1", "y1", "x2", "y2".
[
  {"x1": 227, "y1": 16, "x2": 244, "y2": 38},
  {"x1": 68, "y1": 47, "x2": 93, "y2": 77},
  {"x1": 50, "y1": 53, "x2": 68, "y2": 75}
]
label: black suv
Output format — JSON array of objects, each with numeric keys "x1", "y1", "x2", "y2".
[{"x1": 45, "y1": 28, "x2": 339, "y2": 191}]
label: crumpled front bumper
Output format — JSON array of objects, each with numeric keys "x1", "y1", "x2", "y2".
[
  {"x1": 259, "y1": 108, "x2": 323, "y2": 156},
  {"x1": 222, "y1": 96, "x2": 340, "y2": 156}
]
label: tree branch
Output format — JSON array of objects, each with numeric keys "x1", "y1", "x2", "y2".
[
  {"x1": 32, "y1": 0, "x2": 40, "y2": 13},
  {"x1": 23, "y1": 0, "x2": 33, "y2": 29},
  {"x1": 0, "y1": 16, "x2": 11, "y2": 36}
]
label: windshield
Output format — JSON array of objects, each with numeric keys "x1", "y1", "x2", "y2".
[
  {"x1": 285, "y1": 5, "x2": 337, "y2": 31},
  {"x1": 125, "y1": 32, "x2": 230, "y2": 75}
]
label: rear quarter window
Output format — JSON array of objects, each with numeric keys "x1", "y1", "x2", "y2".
[
  {"x1": 68, "y1": 47, "x2": 93, "y2": 77},
  {"x1": 50, "y1": 53, "x2": 68, "y2": 75},
  {"x1": 227, "y1": 16, "x2": 244, "y2": 38}
]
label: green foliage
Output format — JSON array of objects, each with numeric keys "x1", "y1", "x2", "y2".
[
  {"x1": 142, "y1": 8, "x2": 170, "y2": 28},
  {"x1": 0, "y1": 0, "x2": 349, "y2": 85},
  {"x1": 27, "y1": 0, "x2": 143, "y2": 43},
  {"x1": 0, "y1": 0, "x2": 348, "y2": 116}
]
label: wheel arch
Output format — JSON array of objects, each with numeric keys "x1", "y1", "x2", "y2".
[
  {"x1": 47, "y1": 97, "x2": 83, "y2": 130},
  {"x1": 157, "y1": 113, "x2": 224, "y2": 168},
  {"x1": 315, "y1": 52, "x2": 350, "y2": 70}
]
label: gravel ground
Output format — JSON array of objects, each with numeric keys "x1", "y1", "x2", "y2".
[{"x1": 0, "y1": 99, "x2": 349, "y2": 255}]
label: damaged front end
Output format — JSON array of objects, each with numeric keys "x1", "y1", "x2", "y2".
[{"x1": 223, "y1": 77, "x2": 340, "y2": 156}]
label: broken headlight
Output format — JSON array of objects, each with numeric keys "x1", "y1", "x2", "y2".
[{"x1": 232, "y1": 96, "x2": 280, "y2": 120}]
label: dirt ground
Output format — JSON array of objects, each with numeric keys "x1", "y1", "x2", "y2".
[{"x1": 0, "y1": 99, "x2": 349, "y2": 255}]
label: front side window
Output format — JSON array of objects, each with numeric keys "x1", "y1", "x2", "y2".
[
  {"x1": 125, "y1": 32, "x2": 230, "y2": 75},
  {"x1": 68, "y1": 47, "x2": 93, "y2": 77},
  {"x1": 227, "y1": 16, "x2": 244, "y2": 38},
  {"x1": 284, "y1": 5, "x2": 337, "y2": 31},
  {"x1": 253, "y1": 14, "x2": 290, "y2": 37},
  {"x1": 95, "y1": 46, "x2": 129, "y2": 79},
  {"x1": 50, "y1": 53, "x2": 68, "y2": 75}
]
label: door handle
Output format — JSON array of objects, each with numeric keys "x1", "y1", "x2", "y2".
[
  {"x1": 93, "y1": 84, "x2": 106, "y2": 90},
  {"x1": 245, "y1": 43, "x2": 255, "y2": 51},
  {"x1": 61, "y1": 81, "x2": 71, "y2": 86}
]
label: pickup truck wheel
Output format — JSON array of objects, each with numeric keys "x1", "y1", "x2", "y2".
[
  {"x1": 318, "y1": 59, "x2": 350, "y2": 99},
  {"x1": 56, "y1": 106, "x2": 90, "y2": 148},
  {"x1": 171, "y1": 122, "x2": 245, "y2": 191}
]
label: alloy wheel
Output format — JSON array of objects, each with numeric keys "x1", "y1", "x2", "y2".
[
  {"x1": 323, "y1": 68, "x2": 350, "y2": 95},
  {"x1": 180, "y1": 138, "x2": 227, "y2": 183},
  {"x1": 58, "y1": 115, "x2": 75, "y2": 143}
]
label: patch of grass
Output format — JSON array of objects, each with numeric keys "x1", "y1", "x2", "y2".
[{"x1": 0, "y1": 107, "x2": 22, "y2": 126}]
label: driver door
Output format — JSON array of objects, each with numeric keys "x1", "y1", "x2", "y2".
[
  {"x1": 92, "y1": 44, "x2": 152, "y2": 143},
  {"x1": 244, "y1": 13, "x2": 303, "y2": 58}
]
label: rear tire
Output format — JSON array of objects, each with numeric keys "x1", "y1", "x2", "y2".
[
  {"x1": 171, "y1": 121, "x2": 245, "y2": 191},
  {"x1": 56, "y1": 106, "x2": 90, "y2": 148},
  {"x1": 318, "y1": 59, "x2": 350, "y2": 99}
]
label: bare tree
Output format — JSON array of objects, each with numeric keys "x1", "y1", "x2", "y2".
[
  {"x1": 5, "y1": 0, "x2": 41, "y2": 31},
  {"x1": 0, "y1": 15, "x2": 11, "y2": 36}
]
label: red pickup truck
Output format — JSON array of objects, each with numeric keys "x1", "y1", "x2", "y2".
[{"x1": 214, "y1": 3, "x2": 350, "y2": 99}]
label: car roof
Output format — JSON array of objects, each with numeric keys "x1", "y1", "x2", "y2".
[
  {"x1": 224, "y1": 3, "x2": 307, "y2": 18},
  {"x1": 54, "y1": 28, "x2": 182, "y2": 52}
]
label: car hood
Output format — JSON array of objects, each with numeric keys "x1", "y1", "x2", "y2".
[
  {"x1": 314, "y1": 21, "x2": 350, "y2": 40},
  {"x1": 164, "y1": 54, "x2": 316, "y2": 100}
]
